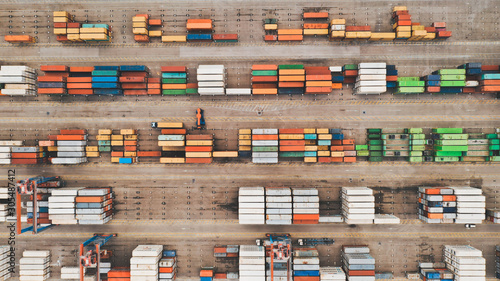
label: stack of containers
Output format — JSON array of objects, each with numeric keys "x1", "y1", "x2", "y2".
[
  {"x1": 397, "y1": 77, "x2": 425, "y2": 94},
  {"x1": 293, "y1": 247, "x2": 320, "y2": 281},
  {"x1": 92, "y1": 66, "x2": 122, "y2": 96},
  {"x1": 200, "y1": 268, "x2": 214, "y2": 281},
  {"x1": 48, "y1": 187, "x2": 83, "y2": 225},
  {"x1": 162, "y1": 66, "x2": 188, "y2": 96},
  {"x1": 79, "y1": 24, "x2": 111, "y2": 42},
  {"x1": 462, "y1": 133, "x2": 489, "y2": 162},
  {"x1": 238, "y1": 129, "x2": 252, "y2": 157},
  {"x1": 478, "y1": 65, "x2": 500, "y2": 93},
  {"x1": 305, "y1": 66, "x2": 332, "y2": 94},
  {"x1": 460, "y1": 63, "x2": 482, "y2": 94},
  {"x1": 0, "y1": 65, "x2": 36, "y2": 96},
  {"x1": 0, "y1": 140, "x2": 23, "y2": 165},
  {"x1": 186, "y1": 19, "x2": 213, "y2": 42},
  {"x1": 451, "y1": 186, "x2": 485, "y2": 224},
  {"x1": 51, "y1": 129, "x2": 87, "y2": 165},
  {"x1": 407, "y1": 128, "x2": 425, "y2": 162},
  {"x1": 292, "y1": 188, "x2": 319, "y2": 224},
  {"x1": 354, "y1": 63, "x2": 387, "y2": 94},
  {"x1": 213, "y1": 33, "x2": 238, "y2": 43},
  {"x1": 11, "y1": 146, "x2": 44, "y2": 165},
  {"x1": 197, "y1": 65, "x2": 225, "y2": 95},
  {"x1": 185, "y1": 135, "x2": 213, "y2": 164},
  {"x1": 75, "y1": 187, "x2": 113, "y2": 225},
  {"x1": 302, "y1": 12, "x2": 329, "y2": 37},
  {"x1": 27, "y1": 193, "x2": 50, "y2": 225},
  {"x1": 392, "y1": 6, "x2": 411, "y2": 40},
  {"x1": 341, "y1": 187, "x2": 375, "y2": 224},
  {"x1": 37, "y1": 65, "x2": 69, "y2": 95},
  {"x1": 214, "y1": 246, "x2": 238, "y2": 259},
  {"x1": 329, "y1": 19, "x2": 346, "y2": 40},
  {"x1": 121, "y1": 129, "x2": 138, "y2": 164},
  {"x1": 443, "y1": 245, "x2": 485, "y2": 281},
  {"x1": 385, "y1": 65, "x2": 398, "y2": 89},
  {"x1": 97, "y1": 129, "x2": 112, "y2": 154},
  {"x1": 53, "y1": 11, "x2": 73, "y2": 42},
  {"x1": 330, "y1": 66, "x2": 344, "y2": 89},
  {"x1": 330, "y1": 129, "x2": 345, "y2": 163},
  {"x1": 432, "y1": 128, "x2": 468, "y2": 162},
  {"x1": 418, "y1": 263, "x2": 454, "y2": 281},
  {"x1": 434, "y1": 22, "x2": 452, "y2": 39},
  {"x1": 342, "y1": 64, "x2": 358, "y2": 84},
  {"x1": 265, "y1": 187, "x2": 292, "y2": 225},
  {"x1": 130, "y1": 245, "x2": 162, "y2": 281},
  {"x1": 0, "y1": 246, "x2": 12, "y2": 279},
  {"x1": 277, "y1": 28, "x2": 303, "y2": 42},
  {"x1": 159, "y1": 250, "x2": 177, "y2": 281},
  {"x1": 120, "y1": 65, "x2": 149, "y2": 95},
  {"x1": 278, "y1": 128, "x2": 306, "y2": 160},
  {"x1": 19, "y1": 250, "x2": 51, "y2": 281},
  {"x1": 263, "y1": 19, "x2": 278, "y2": 42},
  {"x1": 252, "y1": 129, "x2": 278, "y2": 163},
  {"x1": 344, "y1": 25, "x2": 371, "y2": 41},
  {"x1": 65, "y1": 21, "x2": 82, "y2": 43},
  {"x1": 108, "y1": 268, "x2": 131, "y2": 281},
  {"x1": 341, "y1": 138, "x2": 356, "y2": 163},
  {"x1": 367, "y1": 128, "x2": 383, "y2": 162},
  {"x1": 147, "y1": 77, "x2": 161, "y2": 95},
  {"x1": 239, "y1": 245, "x2": 265, "y2": 281},
  {"x1": 238, "y1": 188, "x2": 265, "y2": 224},
  {"x1": 278, "y1": 64, "x2": 305, "y2": 95},
  {"x1": 342, "y1": 246, "x2": 375, "y2": 281},
  {"x1": 318, "y1": 128, "x2": 334, "y2": 163},
  {"x1": 0, "y1": 204, "x2": 8, "y2": 222},
  {"x1": 496, "y1": 246, "x2": 500, "y2": 278},
  {"x1": 320, "y1": 267, "x2": 346, "y2": 281},
  {"x1": 487, "y1": 129, "x2": 500, "y2": 162},
  {"x1": 67, "y1": 66, "x2": 94, "y2": 95},
  {"x1": 251, "y1": 64, "x2": 278, "y2": 95},
  {"x1": 486, "y1": 208, "x2": 500, "y2": 223},
  {"x1": 381, "y1": 129, "x2": 409, "y2": 159},
  {"x1": 132, "y1": 14, "x2": 150, "y2": 42},
  {"x1": 417, "y1": 187, "x2": 456, "y2": 224},
  {"x1": 438, "y1": 68, "x2": 465, "y2": 94},
  {"x1": 158, "y1": 130, "x2": 185, "y2": 162},
  {"x1": 355, "y1": 143, "x2": 369, "y2": 160},
  {"x1": 157, "y1": 124, "x2": 186, "y2": 164}
]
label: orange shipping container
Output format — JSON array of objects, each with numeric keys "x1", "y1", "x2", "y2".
[
  {"x1": 4, "y1": 35, "x2": 35, "y2": 42},
  {"x1": 442, "y1": 195, "x2": 456, "y2": 201},
  {"x1": 76, "y1": 196, "x2": 104, "y2": 203},
  {"x1": 186, "y1": 135, "x2": 212, "y2": 140},
  {"x1": 56, "y1": 135, "x2": 85, "y2": 141},
  {"x1": 278, "y1": 35, "x2": 303, "y2": 41},
  {"x1": 38, "y1": 88, "x2": 65, "y2": 94},
  {"x1": 39, "y1": 140, "x2": 55, "y2": 146},
  {"x1": 331, "y1": 157, "x2": 343, "y2": 162},
  {"x1": 200, "y1": 270, "x2": 213, "y2": 277},
  {"x1": 303, "y1": 12, "x2": 329, "y2": 19},
  {"x1": 480, "y1": 86, "x2": 500, "y2": 92},
  {"x1": 279, "y1": 129, "x2": 304, "y2": 134},
  {"x1": 294, "y1": 276, "x2": 320, "y2": 281},
  {"x1": 279, "y1": 75, "x2": 305, "y2": 82},
  {"x1": 161, "y1": 129, "x2": 187, "y2": 134},
  {"x1": 124, "y1": 141, "x2": 137, "y2": 146},
  {"x1": 305, "y1": 75, "x2": 332, "y2": 81},
  {"x1": 343, "y1": 145, "x2": 355, "y2": 150},
  {"x1": 11, "y1": 153, "x2": 40, "y2": 159},
  {"x1": 149, "y1": 19, "x2": 162, "y2": 26},
  {"x1": 137, "y1": 151, "x2": 161, "y2": 157},
  {"x1": 303, "y1": 23, "x2": 329, "y2": 29},
  {"x1": 68, "y1": 89, "x2": 93, "y2": 95},
  {"x1": 125, "y1": 146, "x2": 137, "y2": 151},
  {"x1": 293, "y1": 214, "x2": 319, "y2": 220},
  {"x1": 280, "y1": 140, "x2": 306, "y2": 146},
  {"x1": 480, "y1": 80, "x2": 500, "y2": 86},
  {"x1": 67, "y1": 83, "x2": 92, "y2": 89},
  {"x1": 280, "y1": 146, "x2": 305, "y2": 152},
  {"x1": 252, "y1": 64, "x2": 278, "y2": 70},
  {"x1": 253, "y1": 88, "x2": 277, "y2": 95},
  {"x1": 332, "y1": 83, "x2": 343, "y2": 89},
  {"x1": 107, "y1": 269, "x2": 131, "y2": 278},
  {"x1": 252, "y1": 76, "x2": 278, "y2": 82},
  {"x1": 214, "y1": 247, "x2": 227, "y2": 253},
  {"x1": 185, "y1": 158, "x2": 213, "y2": 163},
  {"x1": 342, "y1": 139, "x2": 355, "y2": 145},
  {"x1": 185, "y1": 146, "x2": 213, "y2": 152},
  {"x1": 279, "y1": 82, "x2": 304, "y2": 87},
  {"x1": 60, "y1": 129, "x2": 85, "y2": 135},
  {"x1": 214, "y1": 273, "x2": 227, "y2": 279},
  {"x1": 427, "y1": 213, "x2": 443, "y2": 219},
  {"x1": 343, "y1": 157, "x2": 356, "y2": 162},
  {"x1": 147, "y1": 89, "x2": 161, "y2": 95},
  {"x1": 67, "y1": 77, "x2": 92, "y2": 83},
  {"x1": 344, "y1": 70, "x2": 358, "y2": 76},
  {"x1": 277, "y1": 29, "x2": 303, "y2": 35},
  {"x1": 253, "y1": 135, "x2": 278, "y2": 140},
  {"x1": 111, "y1": 152, "x2": 124, "y2": 157},
  {"x1": 305, "y1": 87, "x2": 331, "y2": 93},
  {"x1": 162, "y1": 84, "x2": 187, "y2": 90},
  {"x1": 159, "y1": 267, "x2": 174, "y2": 273},
  {"x1": 318, "y1": 157, "x2": 332, "y2": 163},
  {"x1": 41, "y1": 65, "x2": 68, "y2": 72},
  {"x1": 70, "y1": 66, "x2": 94, "y2": 72}
]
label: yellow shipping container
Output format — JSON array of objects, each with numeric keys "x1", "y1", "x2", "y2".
[
  {"x1": 162, "y1": 146, "x2": 185, "y2": 151},
  {"x1": 186, "y1": 140, "x2": 213, "y2": 146},
  {"x1": 86, "y1": 146, "x2": 98, "y2": 152},
  {"x1": 304, "y1": 146, "x2": 318, "y2": 151},
  {"x1": 279, "y1": 75, "x2": 305, "y2": 82},
  {"x1": 422, "y1": 33, "x2": 436, "y2": 40},
  {"x1": 412, "y1": 30, "x2": 427, "y2": 37},
  {"x1": 132, "y1": 16, "x2": 148, "y2": 22},
  {"x1": 239, "y1": 140, "x2": 252, "y2": 146},
  {"x1": 96, "y1": 135, "x2": 111, "y2": 141},
  {"x1": 158, "y1": 141, "x2": 185, "y2": 147},
  {"x1": 345, "y1": 32, "x2": 357, "y2": 39},
  {"x1": 156, "y1": 122, "x2": 183, "y2": 128},
  {"x1": 66, "y1": 28, "x2": 80, "y2": 34},
  {"x1": 369, "y1": 32, "x2": 396, "y2": 41},
  {"x1": 111, "y1": 157, "x2": 120, "y2": 163},
  {"x1": 185, "y1": 152, "x2": 212, "y2": 158},
  {"x1": 53, "y1": 11, "x2": 69, "y2": 17},
  {"x1": 304, "y1": 140, "x2": 316, "y2": 145},
  {"x1": 47, "y1": 146, "x2": 58, "y2": 152},
  {"x1": 111, "y1": 141, "x2": 124, "y2": 146},
  {"x1": 162, "y1": 35, "x2": 187, "y2": 42},
  {"x1": 239, "y1": 146, "x2": 252, "y2": 151},
  {"x1": 356, "y1": 31, "x2": 371, "y2": 38},
  {"x1": 239, "y1": 135, "x2": 251, "y2": 140},
  {"x1": 160, "y1": 157, "x2": 185, "y2": 163},
  {"x1": 213, "y1": 151, "x2": 238, "y2": 158},
  {"x1": 393, "y1": 6, "x2": 408, "y2": 12},
  {"x1": 304, "y1": 128, "x2": 316, "y2": 134},
  {"x1": 133, "y1": 28, "x2": 148, "y2": 35},
  {"x1": 330, "y1": 19, "x2": 346, "y2": 25},
  {"x1": 120, "y1": 129, "x2": 136, "y2": 135},
  {"x1": 53, "y1": 28, "x2": 67, "y2": 35},
  {"x1": 277, "y1": 29, "x2": 303, "y2": 35},
  {"x1": 67, "y1": 34, "x2": 81, "y2": 41},
  {"x1": 53, "y1": 17, "x2": 69, "y2": 23},
  {"x1": 303, "y1": 29, "x2": 329, "y2": 35},
  {"x1": 239, "y1": 129, "x2": 252, "y2": 135},
  {"x1": 396, "y1": 26, "x2": 411, "y2": 32},
  {"x1": 412, "y1": 25, "x2": 425, "y2": 31},
  {"x1": 86, "y1": 151, "x2": 100, "y2": 157},
  {"x1": 318, "y1": 151, "x2": 331, "y2": 157},
  {"x1": 79, "y1": 33, "x2": 109, "y2": 40},
  {"x1": 316, "y1": 128, "x2": 329, "y2": 134},
  {"x1": 133, "y1": 22, "x2": 148, "y2": 28},
  {"x1": 124, "y1": 151, "x2": 137, "y2": 157},
  {"x1": 124, "y1": 135, "x2": 138, "y2": 140},
  {"x1": 279, "y1": 69, "x2": 305, "y2": 75},
  {"x1": 98, "y1": 129, "x2": 112, "y2": 135},
  {"x1": 149, "y1": 30, "x2": 163, "y2": 37},
  {"x1": 279, "y1": 134, "x2": 305, "y2": 140},
  {"x1": 305, "y1": 81, "x2": 332, "y2": 87},
  {"x1": 330, "y1": 31, "x2": 345, "y2": 38},
  {"x1": 396, "y1": 31, "x2": 411, "y2": 38},
  {"x1": 304, "y1": 157, "x2": 317, "y2": 163},
  {"x1": 331, "y1": 152, "x2": 345, "y2": 157},
  {"x1": 318, "y1": 134, "x2": 333, "y2": 140},
  {"x1": 111, "y1": 135, "x2": 124, "y2": 140},
  {"x1": 80, "y1": 28, "x2": 109, "y2": 34},
  {"x1": 317, "y1": 145, "x2": 329, "y2": 151},
  {"x1": 264, "y1": 24, "x2": 278, "y2": 30}
]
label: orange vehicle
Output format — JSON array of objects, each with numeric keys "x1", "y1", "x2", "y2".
[{"x1": 196, "y1": 108, "x2": 205, "y2": 129}]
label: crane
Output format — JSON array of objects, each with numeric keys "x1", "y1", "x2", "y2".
[
  {"x1": 16, "y1": 176, "x2": 63, "y2": 234},
  {"x1": 79, "y1": 233, "x2": 116, "y2": 281},
  {"x1": 266, "y1": 234, "x2": 292, "y2": 281}
]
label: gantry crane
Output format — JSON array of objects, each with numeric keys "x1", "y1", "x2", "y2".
[
  {"x1": 79, "y1": 233, "x2": 116, "y2": 281},
  {"x1": 265, "y1": 233, "x2": 292, "y2": 281}
]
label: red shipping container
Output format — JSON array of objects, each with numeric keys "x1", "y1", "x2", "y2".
[
  {"x1": 293, "y1": 277, "x2": 320, "y2": 281},
  {"x1": 331, "y1": 157, "x2": 343, "y2": 162},
  {"x1": 265, "y1": 35, "x2": 278, "y2": 41},
  {"x1": 149, "y1": 19, "x2": 162, "y2": 26},
  {"x1": 161, "y1": 129, "x2": 187, "y2": 134},
  {"x1": 38, "y1": 76, "x2": 65, "y2": 82},
  {"x1": 38, "y1": 88, "x2": 65, "y2": 94},
  {"x1": 124, "y1": 89, "x2": 148, "y2": 95},
  {"x1": 124, "y1": 146, "x2": 137, "y2": 151},
  {"x1": 185, "y1": 146, "x2": 213, "y2": 152},
  {"x1": 11, "y1": 153, "x2": 40, "y2": 159},
  {"x1": 60, "y1": 129, "x2": 85, "y2": 135},
  {"x1": 186, "y1": 135, "x2": 212, "y2": 140},
  {"x1": 214, "y1": 247, "x2": 227, "y2": 253},
  {"x1": 306, "y1": 75, "x2": 332, "y2": 81},
  {"x1": 214, "y1": 273, "x2": 227, "y2": 279},
  {"x1": 213, "y1": 34, "x2": 238, "y2": 40},
  {"x1": 397, "y1": 20, "x2": 412, "y2": 26},
  {"x1": 397, "y1": 15, "x2": 411, "y2": 20},
  {"x1": 348, "y1": 270, "x2": 375, "y2": 276},
  {"x1": 122, "y1": 83, "x2": 147, "y2": 89},
  {"x1": 148, "y1": 77, "x2": 161, "y2": 83},
  {"x1": 107, "y1": 268, "x2": 131, "y2": 278},
  {"x1": 121, "y1": 71, "x2": 148, "y2": 77},
  {"x1": 119, "y1": 76, "x2": 147, "y2": 82},
  {"x1": 343, "y1": 70, "x2": 358, "y2": 77},
  {"x1": 279, "y1": 82, "x2": 304, "y2": 88},
  {"x1": 137, "y1": 151, "x2": 161, "y2": 157},
  {"x1": 462, "y1": 87, "x2": 476, "y2": 93},
  {"x1": 56, "y1": 35, "x2": 68, "y2": 41},
  {"x1": 318, "y1": 156, "x2": 332, "y2": 163},
  {"x1": 161, "y1": 66, "x2": 186, "y2": 73},
  {"x1": 437, "y1": 31, "x2": 452, "y2": 37},
  {"x1": 252, "y1": 76, "x2": 278, "y2": 82},
  {"x1": 280, "y1": 140, "x2": 306, "y2": 146},
  {"x1": 67, "y1": 22, "x2": 81, "y2": 28},
  {"x1": 343, "y1": 145, "x2": 355, "y2": 150},
  {"x1": 28, "y1": 219, "x2": 52, "y2": 224},
  {"x1": 343, "y1": 77, "x2": 356, "y2": 83},
  {"x1": 57, "y1": 135, "x2": 85, "y2": 141},
  {"x1": 186, "y1": 157, "x2": 213, "y2": 164},
  {"x1": 279, "y1": 146, "x2": 305, "y2": 152},
  {"x1": 344, "y1": 157, "x2": 356, "y2": 162},
  {"x1": 53, "y1": 22, "x2": 67, "y2": 28},
  {"x1": 432, "y1": 22, "x2": 446, "y2": 28},
  {"x1": 481, "y1": 65, "x2": 499, "y2": 71},
  {"x1": 67, "y1": 77, "x2": 92, "y2": 83},
  {"x1": 386, "y1": 76, "x2": 398, "y2": 82},
  {"x1": 186, "y1": 82, "x2": 198, "y2": 88},
  {"x1": 330, "y1": 146, "x2": 343, "y2": 151},
  {"x1": 68, "y1": 89, "x2": 93, "y2": 95},
  {"x1": 279, "y1": 129, "x2": 304, "y2": 134},
  {"x1": 70, "y1": 66, "x2": 94, "y2": 72},
  {"x1": 11, "y1": 159, "x2": 41, "y2": 164},
  {"x1": 111, "y1": 152, "x2": 124, "y2": 157},
  {"x1": 41, "y1": 65, "x2": 68, "y2": 72},
  {"x1": 342, "y1": 139, "x2": 354, "y2": 145},
  {"x1": 252, "y1": 83, "x2": 277, "y2": 89}
]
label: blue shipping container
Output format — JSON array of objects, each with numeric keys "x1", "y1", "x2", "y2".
[
  {"x1": 200, "y1": 277, "x2": 212, "y2": 281},
  {"x1": 187, "y1": 34, "x2": 212, "y2": 40},
  {"x1": 92, "y1": 83, "x2": 119, "y2": 89},
  {"x1": 481, "y1": 73, "x2": 500, "y2": 80},
  {"x1": 466, "y1": 68, "x2": 481, "y2": 75},
  {"x1": 330, "y1": 129, "x2": 342, "y2": 134},
  {"x1": 466, "y1": 62, "x2": 481, "y2": 69},
  {"x1": 386, "y1": 69, "x2": 398, "y2": 76},
  {"x1": 94, "y1": 66, "x2": 119, "y2": 71},
  {"x1": 277, "y1": 88, "x2": 304, "y2": 95},
  {"x1": 331, "y1": 76, "x2": 344, "y2": 82},
  {"x1": 332, "y1": 134, "x2": 344, "y2": 140},
  {"x1": 94, "y1": 89, "x2": 123, "y2": 95},
  {"x1": 304, "y1": 134, "x2": 317, "y2": 140},
  {"x1": 439, "y1": 87, "x2": 463, "y2": 93},
  {"x1": 293, "y1": 270, "x2": 320, "y2": 277},
  {"x1": 120, "y1": 65, "x2": 147, "y2": 72},
  {"x1": 386, "y1": 65, "x2": 396, "y2": 70},
  {"x1": 318, "y1": 140, "x2": 331, "y2": 146},
  {"x1": 426, "y1": 80, "x2": 440, "y2": 86},
  {"x1": 92, "y1": 76, "x2": 119, "y2": 82},
  {"x1": 386, "y1": 81, "x2": 397, "y2": 88},
  {"x1": 239, "y1": 151, "x2": 251, "y2": 157},
  {"x1": 304, "y1": 151, "x2": 317, "y2": 157},
  {"x1": 426, "y1": 75, "x2": 441, "y2": 81},
  {"x1": 162, "y1": 73, "x2": 187, "y2": 79},
  {"x1": 38, "y1": 82, "x2": 64, "y2": 88},
  {"x1": 163, "y1": 250, "x2": 177, "y2": 257},
  {"x1": 119, "y1": 158, "x2": 133, "y2": 164}
]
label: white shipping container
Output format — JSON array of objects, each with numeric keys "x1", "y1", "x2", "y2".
[
  {"x1": 198, "y1": 81, "x2": 225, "y2": 87},
  {"x1": 252, "y1": 140, "x2": 278, "y2": 146},
  {"x1": 0, "y1": 153, "x2": 11, "y2": 158},
  {"x1": 292, "y1": 188, "x2": 318, "y2": 196},
  {"x1": 266, "y1": 202, "x2": 292, "y2": 208},
  {"x1": 266, "y1": 188, "x2": 291, "y2": 196},
  {"x1": 196, "y1": 74, "x2": 224, "y2": 81},
  {"x1": 292, "y1": 196, "x2": 319, "y2": 203},
  {"x1": 358, "y1": 62, "x2": 387, "y2": 69},
  {"x1": 252, "y1": 157, "x2": 278, "y2": 164},
  {"x1": 1, "y1": 89, "x2": 36, "y2": 96},
  {"x1": 355, "y1": 86, "x2": 387, "y2": 94},
  {"x1": 198, "y1": 87, "x2": 225, "y2": 95},
  {"x1": 0, "y1": 159, "x2": 10, "y2": 164},
  {"x1": 342, "y1": 187, "x2": 373, "y2": 195},
  {"x1": 51, "y1": 157, "x2": 87, "y2": 164},
  {"x1": 1, "y1": 65, "x2": 36, "y2": 72},
  {"x1": 238, "y1": 208, "x2": 265, "y2": 214},
  {"x1": 329, "y1": 66, "x2": 343, "y2": 72},
  {"x1": 0, "y1": 140, "x2": 23, "y2": 146},
  {"x1": 252, "y1": 152, "x2": 278, "y2": 158},
  {"x1": 57, "y1": 146, "x2": 85, "y2": 152},
  {"x1": 266, "y1": 196, "x2": 292, "y2": 203},
  {"x1": 239, "y1": 187, "x2": 265, "y2": 196},
  {"x1": 358, "y1": 69, "x2": 387, "y2": 75},
  {"x1": 57, "y1": 152, "x2": 86, "y2": 157},
  {"x1": 292, "y1": 208, "x2": 319, "y2": 214},
  {"x1": 226, "y1": 88, "x2": 252, "y2": 95},
  {"x1": 56, "y1": 141, "x2": 87, "y2": 146},
  {"x1": 293, "y1": 202, "x2": 319, "y2": 208},
  {"x1": 355, "y1": 80, "x2": 387, "y2": 87},
  {"x1": 252, "y1": 129, "x2": 278, "y2": 135},
  {"x1": 238, "y1": 196, "x2": 265, "y2": 203},
  {"x1": 238, "y1": 202, "x2": 265, "y2": 208},
  {"x1": 266, "y1": 209, "x2": 292, "y2": 215}
]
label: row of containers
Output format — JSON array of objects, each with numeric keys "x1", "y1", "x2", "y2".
[
  {"x1": 0, "y1": 126, "x2": 499, "y2": 165},
  {"x1": 0, "y1": 62, "x2": 499, "y2": 96},
  {"x1": 264, "y1": 6, "x2": 451, "y2": 42},
  {"x1": 238, "y1": 186, "x2": 400, "y2": 225}
]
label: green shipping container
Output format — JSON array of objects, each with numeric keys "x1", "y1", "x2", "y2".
[
  {"x1": 440, "y1": 81, "x2": 466, "y2": 87},
  {"x1": 162, "y1": 78, "x2": 187, "y2": 84},
  {"x1": 186, "y1": 88, "x2": 198, "y2": 94},
  {"x1": 265, "y1": 18, "x2": 278, "y2": 24},
  {"x1": 279, "y1": 151, "x2": 305, "y2": 157},
  {"x1": 357, "y1": 150, "x2": 370, "y2": 156},
  {"x1": 369, "y1": 140, "x2": 382, "y2": 145},
  {"x1": 434, "y1": 156, "x2": 460, "y2": 162},
  {"x1": 490, "y1": 145, "x2": 500, "y2": 150},
  {"x1": 435, "y1": 140, "x2": 468, "y2": 146},
  {"x1": 369, "y1": 156, "x2": 383, "y2": 162},
  {"x1": 355, "y1": 145, "x2": 369, "y2": 150},
  {"x1": 368, "y1": 134, "x2": 381, "y2": 140},
  {"x1": 252, "y1": 70, "x2": 277, "y2": 76},
  {"x1": 253, "y1": 146, "x2": 279, "y2": 152},
  {"x1": 410, "y1": 134, "x2": 426, "y2": 140},
  {"x1": 278, "y1": 65, "x2": 304, "y2": 69},
  {"x1": 398, "y1": 81, "x2": 425, "y2": 87},
  {"x1": 396, "y1": 87, "x2": 425, "y2": 94},
  {"x1": 367, "y1": 128, "x2": 382, "y2": 133},
  {"x1": 486, "y1": 134, "x2": 499, "y2": 139},
  {"x1": 440, "y1": 75, "x2": 466, "y2": 81},
  {"x1": 343, "y1": 64, "x2": 358, "y2": 70},
  {"x1": 490, "y1": 139, "x2": 500, "y2": 144},
  {"x1": 435, "y1": 145, "x2": 468, "y2": 151},
  {"x1": 92, "y1": 70, "x2": 118, "y2": 76},
  {"x1": 410, "y1": 140, "x2": 425, "y2": 145},
  {"x1": 487, "y1": 156, "x2": 500, "y2": 161},
  {"x1": 408, "y1": 128, "x2": 423, "y2": 134},
  {"x1": 438, "y1": 69, "x2": 466, "y2": 75},
  {"x1": 369, "y1": 145, "x2": 382, "y2": 151},
  {"x1": 411, "y1": 145, "x2": 425, "y2": 151},
  {"x1": 409, "y1": 156, "x2": 423, "y2": 162},
  {"x1": 99, "y1": 146, "x2": 111, "y2": 152},
  {"x1": 397, "y1": 77, "x2": 420, "y2": 81},
  {"x1": 432, "y1": 128, "x2": 463, "y2": 134},
  {"x1": 162, "y1": 90, "x2": 186, "y2": 95},
  {"x1": 439, "y1": 134, "x2": 468, "y2": 140},
  {"x1": 434, "y1": 151, "x2": 463, "y2": 156},
  {"x1": 370, "y1": 151, "x2": 382, "y2": 157},
  {"x1": 410, "y1": 151, "x2": 423, "y2": 156}
]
